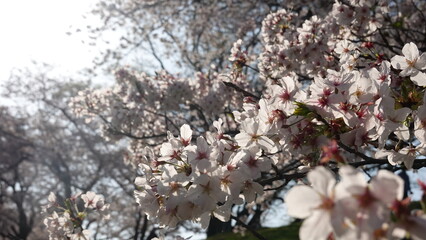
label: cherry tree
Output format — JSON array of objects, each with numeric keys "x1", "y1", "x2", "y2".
[
  {"x1": 0, "y1": 107, "x2": 38, "y2": 240},
  {"x1": 85, "y1": 0, "x2": 281, "y2": 73},
  {"x1": 2, "y1": 67, "x2": 173, "y2": 239},
  {"x1": 42, "y1": 0, "x2": 426, "y2": 239}
]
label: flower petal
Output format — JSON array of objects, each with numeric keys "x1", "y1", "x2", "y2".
[
  {"x1": 371, "y1": 170, "x2": 404, "y2": 204},
  {"x1": 180, "y1": 124, "x2": 192, "y2": 143},
  {"x1": 235, "y1": 132, "x2": 252, "y2": 147},
  {"x1": 415, "y1": 53, "x2": 426, "y2": 70},
  {"x1": 336, "y1": 165, "x2": 366, "y2": 198},
  {"x1": 308, "y1": 166, "x2": 336, "y2": 196},
  {"x1": 299, "y1": 209, "x2": 333, "y2": 240},
  {"x1": 285, "y1": 185, "x2": 321, "y2": 219},
  {"x1": 411, "y1": 71, "x2": 426, "y2": 86},
  {"x1": 402, "y1": 42, "x2": 419, "y2": 61},
  {"x1": 391, "y1": 55, "x2": 408, "y2": 70},
  {"x1": 257, "y1": 136, "x2": 278, "y2": 153}
]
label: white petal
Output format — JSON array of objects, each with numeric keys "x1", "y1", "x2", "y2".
[
  {"x1": 235, "y1": 132, "x2": 252, "y2": 147},
  {"x1": 308, "y1": 166, "x2": 336, "y2": 196},
  {"x1": 388, "y1": 152, "x2": 404, "y2": 165},
  {"x1": 411, "y1": 71, "x2": 426, "y2": 86},
  {"x1": 331, "y1": 198, "x2": 357, "y2": 237},
  {"x1": 257, "y1": 136, "x2": 278, "y2": 153},
  {"x1": 213, "y1": 201, "x2": 232, "y2": 222},
  {"x1": 395, "y1": 125, "x2": 410, "y2": 141},
  {"x1": 393, "y1": 107, "x2": 411, "y2": 122},
  {"x1": 415, "y1": 119, "x2": 426, "y2": 144},
  {"x1": 391, "y1": 55, "x2": 408, "y2": 70},
  {"x1": 400, "y1": 67, "x2": 416, "y2": 77},
  {"x1": 198, "y1": 212, "x2": 211, "y2": 229},
  {"x1": 196, "y1": 136, "x2": 208, "y2": 152},
  {"x1": 336, "y1": 166, "x2": 366, "y2": 198},
  {"x1": 415, "y1": 53, "x2": 426, "y2": 70},
  {"x1": 375, "y1": 149, "x2": 391, "y2": 159},
  {"x1": 213, "y1": 118, "x2": 223, "y2": 131},
  {"x1": 160, "y1": 142, "x2": 174, "y2": 157},
  {"x1": 285, "y1": 185, "x2": 321, "y2": 219},
  {"x1": 134, "y1": 177, "x2": 147, "y2": 187},
  {"x1": 242, "y1": 118, "x2": 258, "y2": 135},
  {"x1": 299, "y1": 210, "x2": 332, "y2": 240},
  {"x1": 403, "y1": 156, "x2": 416, "y2": 169},
  {"x1": 402, "y1": 42, "x2": 419, "y2": 61},
  {"x1": 367, "y1": 67, "x2": 380, "y2": 81},
  {"x1": 371, "y1": 170, "x2": 404, "y2": 204},
  {"x1": 180, "y1": 124, "x2": 192, "y2": 142},
  {"x1": 48, "y1": 192, "x2": 56, "y2": 203}
]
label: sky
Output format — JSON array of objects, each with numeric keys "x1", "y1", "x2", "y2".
[{"x1": 0, "y1": 0, "x2": 100, "y2": 84}]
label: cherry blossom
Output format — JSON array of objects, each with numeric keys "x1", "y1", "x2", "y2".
[
  {"x1": 285, "y1": 166, "x2": 348, "y2": 240},
  {"x1": 391, "y1": 42, "x2": 426, "y2": 86},
  {"x1": 43, "y1": 192, "x2": 110, "y2": 240},
  {"x1": 414, "y1": 94, "x2": 426, "y2": 144},
  {"x1": 64, "y1": 1, "x2": 426, "y2": 239},
  {"x1": 235, "y1": 118, "x2": 278, "y2": 153}
]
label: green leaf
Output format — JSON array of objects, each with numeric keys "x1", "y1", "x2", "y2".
[{"x1": 293, "y1": 102, "x2": 311, "y2": 116}]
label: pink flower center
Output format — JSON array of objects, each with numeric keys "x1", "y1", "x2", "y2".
[
  {"x1": 323, "y1": 88, "x2": 332, "y2": 96},
  {"x1": 272, "y1": 109, "x2": 286, "y2": 121},
  {"x1": 196, "y1": 152, "x2": 208, "y2": 160},
  {"x1": 356, "y1": 108, "x2": 368, "y2": 119},
  {"x1": 318, "y1": 96, "x2": 329, "y2": 107},
  {"x1": 339, "y1": 102, "x2": 350, "y2": 112},
  {"x1": 357, "y1": 187, "x2": 376, "y2": 208},
  {"x1": 375, "y1": 112, "x2": 384, "y2": 121},
  {"x1": 227, "y1": 164, "x2": 236, "y2": 171},
  {"x1": 246, "y1": 157, "x2": 258, "y2": 168},
  {"x1": 181, "y1": 138, "x2": 190, "y2": 146},
  {"x1": 320, "y1": 196, "x2": 334, "y2": 210},
  {"x1": 280, "y1": 90, "x2": 291, "y2": 101}
]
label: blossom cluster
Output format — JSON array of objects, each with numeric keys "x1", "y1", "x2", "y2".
[
  {"x1": 70, "y1": 68, "x2": 246, "y2": 142},
  {"x1": 131, "y1": 6, "x2": 426, "y2": 239},
  {"x1": 253, "y1": 0, "x2": 426, "y2": 171},
  {"x1": 43, "y1": 192, "x2": 110, "y2": 240},
  {"x1": 67, "y1": 0, "x2": 426, "y2": 239},
  {"x1": 134, "y1": 123, "x2": 267, "y2": 228},
  {"x1": 259, "y1": 1, "x2": 386, "y2": 79},
  {"x1": 285, "y1": 166, "x2": 426, "y2": 240},
  {"x1": 254, "y1": 41, "x2": 426, "y2": 170}
]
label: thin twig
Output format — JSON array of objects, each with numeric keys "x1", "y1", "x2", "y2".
[
  {"x1": 222, "y1": 81, "x2": 260, "y2": 100},
  {"x1": 231, "y1": 215, "x2": 267, "y2": 240}
]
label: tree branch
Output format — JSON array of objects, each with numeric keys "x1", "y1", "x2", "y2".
[
  {"x1": 222, "y1": 81, "x2": 260, "y2": 100},
  {"x1": 231, "y1": 215, "x2": 267, "y2": 240}
]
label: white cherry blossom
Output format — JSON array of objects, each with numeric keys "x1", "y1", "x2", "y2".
[
  {"x1": 235, "y1": 118, "x2": 278, "y2": 153},
  {"x1": 391, "y1": 42, "x2": 426, "y2": 86},
  {"x1": 285, "y1": 166, "x2": 348, "y2": 240}
]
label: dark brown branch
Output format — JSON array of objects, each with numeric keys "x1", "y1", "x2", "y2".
[
  {"x1": 231, "y1": 215, "x2": 267, "y2": 240},
  {"x1": 146, "y1": 34, "x2": 168, "y2": 71},
  {"x1": 222, "y1": 81, "x2": 260, "y2": 100}
]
